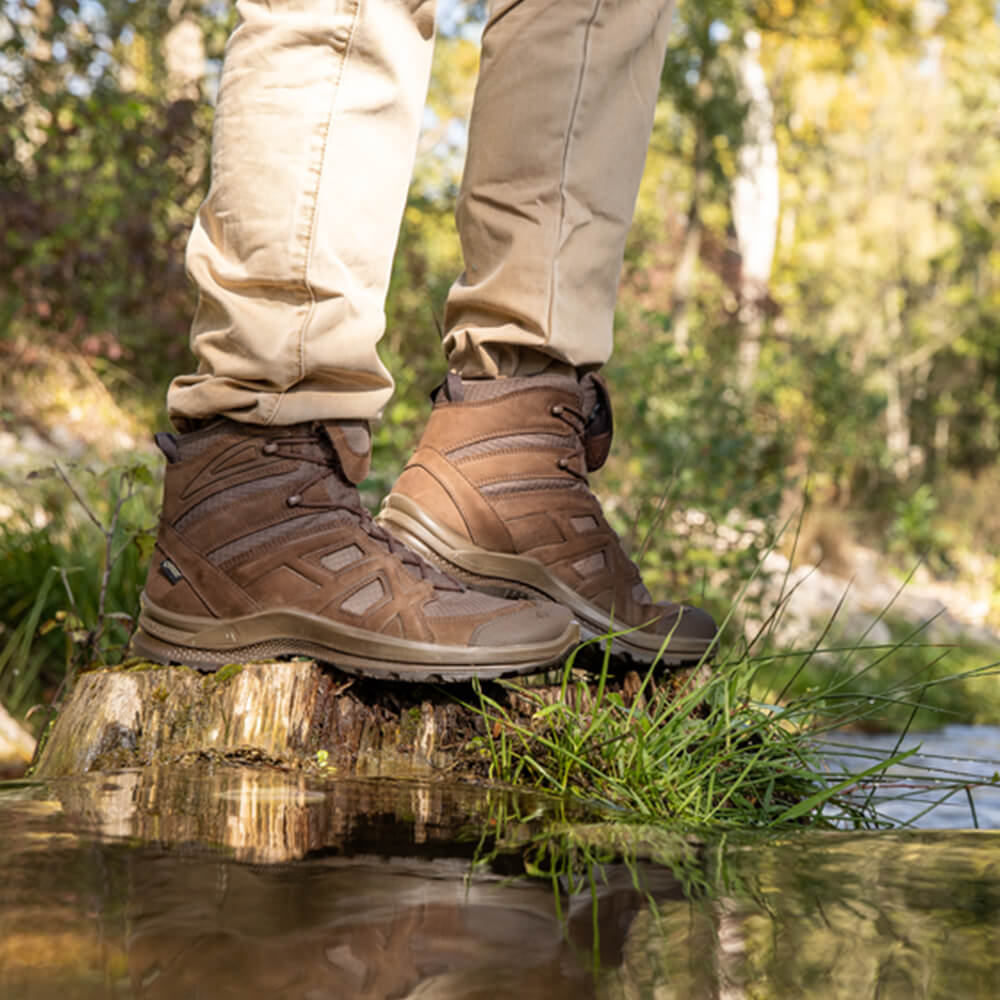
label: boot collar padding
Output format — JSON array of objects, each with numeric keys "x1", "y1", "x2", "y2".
[
  {"x1": 435, "y1": 372, "x2": 614, "y2": 472},
  {"x1": 580, "y1": 373, "x2": 613, "y2": 472}
]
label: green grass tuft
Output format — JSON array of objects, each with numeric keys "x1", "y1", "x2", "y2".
[{"x1": 459, "y1": 635, "x2": 915, "y2": 832}]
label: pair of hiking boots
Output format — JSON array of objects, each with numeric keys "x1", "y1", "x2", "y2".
[{"x1": 132, "y1": 374, "x2": 717, "y2": 681}]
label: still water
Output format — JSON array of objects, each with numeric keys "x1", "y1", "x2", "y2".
[
  {"x1": 826, "y1": 723, "x2": 1000, "y2": 828},
  {"x1": 3, "y1": 761, "x2": 1000, "y2": 999}
]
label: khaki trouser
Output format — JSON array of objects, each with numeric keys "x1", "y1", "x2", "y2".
[{"x1": 168, "y1": 0, "x2": 673, "y2": 427}]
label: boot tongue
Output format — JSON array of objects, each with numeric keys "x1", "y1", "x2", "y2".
[
  {"x1": 320, "y1": 420, "x2": 371, "y2": 484},
  {"x1": 154, "y1": 431, "x2": 181, "y2": 464},
  {"x1": 580, "y1": 373, "x2": 613, "y2": 471}
]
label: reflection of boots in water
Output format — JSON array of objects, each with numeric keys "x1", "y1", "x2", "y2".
[
  {"x1": 124, "y1": 857, "x2": 571, "y2": 999},
  {"x1": 124, "y1": 853, "x2": 681, "y2": 999},
  {"x1": 102, "y1": 769, "x2": 688, "y2": 997}
]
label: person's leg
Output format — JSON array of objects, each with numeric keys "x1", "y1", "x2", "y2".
[
  {"x1": 445, "y1": 0, "x2": 673, "y2": 378},
  {"x1": 135, "y1": 0, "x2": 577, "y2": 680},
  {"x1": 380, "y1": 0, "x2": 717, "y2": 664},
  {"x1": 168, "y1": 0, "x2": 435, "y2": 427}
]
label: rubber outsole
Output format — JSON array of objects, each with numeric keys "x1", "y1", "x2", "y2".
[
  {"x1": 377, "y1": 494, "x2": 715, "y2": 667},
  {"x1": 132, "y1": 596, "x2": 579, "y2": 683}
]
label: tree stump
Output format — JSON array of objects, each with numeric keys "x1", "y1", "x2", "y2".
[{"x1": 33, "y1": 656, "x2": 707, "y2": 780}]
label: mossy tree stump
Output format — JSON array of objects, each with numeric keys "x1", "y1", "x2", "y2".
[{"x1": 34, "y1": 656, "x2": 707, "y2": 779}]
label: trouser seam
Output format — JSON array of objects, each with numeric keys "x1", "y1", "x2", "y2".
[{"x1": 548, "y1": 0, "x2": 604, "y2": 343}]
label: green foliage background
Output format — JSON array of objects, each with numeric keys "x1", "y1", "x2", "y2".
[{"x1": 2, "y1": 0, "x2": 999, "y2": 720}]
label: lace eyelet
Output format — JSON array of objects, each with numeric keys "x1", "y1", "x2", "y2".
[
  {"x1": 286, "y1": 495, "x2": 302, "y2": 507},
  {"x1": 262, "y1": 441, "x2": 278, "y2": 454},
  {"x1": 557, "y1": 458, "x2": 568, "y2": 469},
  {"x1": 551, "y1": 404, "x2": 564, "y2": 416}
]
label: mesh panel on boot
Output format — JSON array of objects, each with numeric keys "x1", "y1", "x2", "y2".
[
  {"x1": 320, "y1": 544, "x2": 365, "y2": 573},
  {"x1": 456, "y1": 374, "x2": 579, "y2": 403},
  {"x1": 480, "y1": 478, "x2": 584, "y2": 496},
  {"x1": 341, "y1": 580, "x2": 385, "y2": 615},
  {"x1": 175, "y1": 468, "x2": 311, "y2": 533},
  {"x1": 423, "y1": 589, "x2": 514, "y2": 618},
  {"x1": 447, "y1": 433, "x2": 574, "y2": 462},
  {"x1": 572, "y1": 552, "x2": 607, "y2": 576},
  {"x1": 208, "y1": 512, "x2": 354, "y2": 567}
]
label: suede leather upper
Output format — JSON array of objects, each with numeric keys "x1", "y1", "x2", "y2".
[
  {"x1": 137, "y1": 418, "x2": 575, "y2": 672},
  {"x1": 386, "y1": 374, "x2": 717, "y2": 649}
]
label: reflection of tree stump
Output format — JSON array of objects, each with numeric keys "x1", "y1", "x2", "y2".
[
  {"x1": 50, "y1": 766, "x2": 536, "y2": 863},
  {"x1": 33, "y1": 657, "x2": 707, "y2": 779}
]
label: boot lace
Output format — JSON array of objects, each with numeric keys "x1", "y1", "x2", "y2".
[
  {"x1": 262, "y1": 424, "x2": 462, "y2": 591},
  {"x1": 549, "y1": 406, "x2": 646, "y2": 592},
  {"x1": 549, "y1": 403, "x2": 590, "y2": 481}
]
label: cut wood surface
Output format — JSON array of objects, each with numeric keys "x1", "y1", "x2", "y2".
[
  {"x1": 0, "y1": 702, "x2": 36, "y2": 777},
  {"x1": 33, "y1": 657, "x2": 706, "y2": 779}
]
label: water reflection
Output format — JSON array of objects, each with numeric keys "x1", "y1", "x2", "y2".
[
  {"x1": 53, "y1": 766, "x2": 535, "y2": 864},
  {"x1": 125, "y1": 852, "x2": 661, "y2": 999},
  {"x1": 717, "y1": 832, "x2": 1000, "y2": 999},
  {"x1": 0, "y1": 768, "x2": 684, "y2": 999},
  {"x1": 3, "y1": 767, "x2": 1000, "y2": 998}
]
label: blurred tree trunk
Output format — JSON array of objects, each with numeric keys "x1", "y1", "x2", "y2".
[
  {"x1": 731, "y1": 32, "x2": 779, "y2": 395},
  {"x1": 671, "y1": 124, "x2": 707, "y2": 354},
  {"x1": 164, "y1": 8, "x2": 206, "y2": 101},
  {"x1": 672, "y1": 178, "x2": 703, "y2": 354}
]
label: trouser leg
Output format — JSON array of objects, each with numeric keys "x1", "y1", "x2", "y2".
[
  {"x1": 444, "y1": 0, "x2": 674, "y2": 377},
  {"x1": 167, "y1": 0, "x2": 436, "y2": 427}
]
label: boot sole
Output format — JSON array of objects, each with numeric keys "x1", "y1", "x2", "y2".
[
  {"x1": 132, "y1": 594, "x2": 578, "y2": 683},
  {"x1": 378, "y1": 495, "x2": 713, "y2": 666}
]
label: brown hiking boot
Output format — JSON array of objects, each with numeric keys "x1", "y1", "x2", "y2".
[
  {"x1": 378, "y1": 373, "x2": 717, "y2": 665},
  {"x1": 132, "y1": 419, "x2": 577, "y2": 681}
]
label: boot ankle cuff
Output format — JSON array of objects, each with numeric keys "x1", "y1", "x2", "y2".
[{"x1": 442, "y1": 373, "x2": 581, "y2": 404}]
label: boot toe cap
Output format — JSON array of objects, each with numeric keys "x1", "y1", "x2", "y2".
[
  {"x1": 653, "y1": 602, "x2": 717, "y2": 643},
  {"x1": 470, "y1": 601, "x2": 576, "y2": 647}
]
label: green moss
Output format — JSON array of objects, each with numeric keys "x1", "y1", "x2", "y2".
[
  {"x1": 207, "y1": 663, "x2": 244, "y2": 686},
  {"x1": 398, "y1": 705, "x2": 424, "y2": 744},
  {"x1": 25, "y1": 715, "x2": 57, "y2": 777}
]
